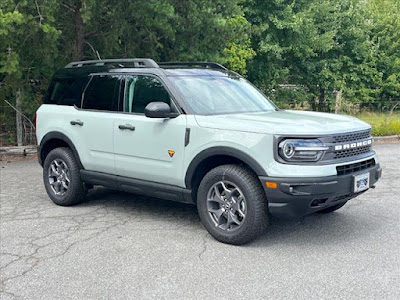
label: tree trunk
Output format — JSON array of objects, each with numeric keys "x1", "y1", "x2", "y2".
[
  {"x1": 335, "y1": 90, "x2": 342, "y2": 114},
  {"x1": 318, "y1": 89, "x2": 326, "y2": 112},
  {"x1": 311, "y1": 97, "x2": 317, "y2": 111},
  {"x1": 16, "y1": 89, "x2": 23, "y2": 146},
  {"x1": 74, "y1": 0, "x2": 84, "y2": 60}
]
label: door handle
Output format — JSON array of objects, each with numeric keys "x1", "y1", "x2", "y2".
[
  {"x1": 118, "y1": 124, "x2": 135, "y2": 131},
  {"x1": 70, "y1": 120, "x2": 84, "y2": 126}
]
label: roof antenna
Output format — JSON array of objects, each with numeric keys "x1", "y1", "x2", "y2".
[{"x1": 96, "y1": 50, "x2": 101, "y2": 60}]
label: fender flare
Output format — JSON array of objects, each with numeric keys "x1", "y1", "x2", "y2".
[
  {"x1": 184, "y1": 146, "x2": 267, "y2": 188},
  {"x1": 38, "y1": 131, "x2": 84, "y2": 169}
]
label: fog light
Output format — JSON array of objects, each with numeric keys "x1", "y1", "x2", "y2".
[{"x1": 310, "y1": 198, "x2": 328, "y2": 207}]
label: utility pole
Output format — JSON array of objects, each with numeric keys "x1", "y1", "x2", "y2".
[{"x1": 16, "y1": 89, "x2": 22, "y2": 146}]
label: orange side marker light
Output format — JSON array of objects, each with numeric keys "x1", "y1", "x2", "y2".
[{"x1": 265, "y1": 181, "x2": 278, "y2": 189}]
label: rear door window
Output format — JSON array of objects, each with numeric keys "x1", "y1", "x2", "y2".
[{"x1": 82, "y1": 75, "x2": 121, "y2": 111}]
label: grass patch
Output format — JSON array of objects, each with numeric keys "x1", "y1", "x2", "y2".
[{"x1": 353, "y1": 112, "x2": 400, "y2": 136}]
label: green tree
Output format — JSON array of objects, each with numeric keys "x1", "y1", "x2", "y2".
[
  {"x1": 1, "y1": 0, "x2": 399, "y2": 145},
  {"x1": 1, "y1": 0, "x2": 60, "y2": 144},
  {"x1": 367, "y1": 0, "x2": 400, "y2": 102},
  {"x1": 245, "y1": 0, "x2": 399, "y2": 111}
]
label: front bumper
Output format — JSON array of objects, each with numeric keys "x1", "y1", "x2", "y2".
[{"x1": 259, "y1": 163, "x2": 382, "y2": 218}]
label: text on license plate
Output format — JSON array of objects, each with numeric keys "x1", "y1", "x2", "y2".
[{"x1": 354, "y1": 172, "x2": 370, "y2": 193}]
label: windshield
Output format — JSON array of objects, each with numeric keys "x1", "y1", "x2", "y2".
[{"x1": 169, "y1": 76, "x2": 277, "y2": 115}]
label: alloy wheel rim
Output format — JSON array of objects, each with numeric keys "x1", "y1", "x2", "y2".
[
  {"x1": 206, "y1": 180, "x2": 246, "y2": 231},
  {"x1": 48, "y1": 159, "x2": 70, "y2": 196}
]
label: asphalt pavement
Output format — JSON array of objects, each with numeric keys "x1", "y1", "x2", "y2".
[{"x1": 1, "y1": 143, "x2": 399, "y2": 300}]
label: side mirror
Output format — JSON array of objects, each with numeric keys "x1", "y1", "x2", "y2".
[{"x1": 144, "y1": 102, "x2": 178, "y2": 118}]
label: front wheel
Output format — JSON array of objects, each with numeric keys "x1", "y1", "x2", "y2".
[
  {"x1": 197, "y1": 164, "x2": 268, "y2": 245},
  {"x1": 43, "y1": 147, "x2": 85, "y2": 206}
]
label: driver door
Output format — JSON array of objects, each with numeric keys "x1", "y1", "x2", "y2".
[{"x1": 113, "y1": 75, "x2": 187, "y2": 187}]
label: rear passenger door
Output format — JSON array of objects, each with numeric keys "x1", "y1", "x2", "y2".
[
  {"x1": 113, "y1": 75, "x2": 187, "y2": 187},
  {"x1": 73, "y1": 74, "x2": 122, "y2": 174}
]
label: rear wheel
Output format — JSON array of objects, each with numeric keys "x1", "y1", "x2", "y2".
[
  {"x1": 317, "y1": 201, "x2": 347, "y2": 213},
  {"x1": 197, "y1": 164, "x2": 268, "y2": 245},
  {"x1": 43, "y1": 147, "x2": 85, "y2": 206}
]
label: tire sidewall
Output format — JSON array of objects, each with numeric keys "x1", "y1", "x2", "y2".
[
  {"x1": 43, "y1": 147, "x2": 83, "y2": 206},
  {"x1": 197, "y1": 165, "x2": 267, "y2": 243}
]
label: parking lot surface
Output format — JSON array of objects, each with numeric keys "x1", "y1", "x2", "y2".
[{"x1": 1, "y1": 143, "x2": 399, "y2": 300}]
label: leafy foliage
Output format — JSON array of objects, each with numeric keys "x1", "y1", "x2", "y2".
[{"x1": 245, "y1": 0, "x2": 399, "y2": 110}]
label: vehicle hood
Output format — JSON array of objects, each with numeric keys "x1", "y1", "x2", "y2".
[{"x1": 194, "y1": 110, "x2": 371, "y2": 135}]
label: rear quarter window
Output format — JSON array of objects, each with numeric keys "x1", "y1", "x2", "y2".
[{"x1": 45, "y1": 77, "x2": 89, "y2": 106}]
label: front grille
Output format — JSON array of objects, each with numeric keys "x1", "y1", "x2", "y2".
[
  {"x1": 336, "y1": 158, "x2": 375, "y2": 176},
  {"x1": 333, "y1": 130, "x2": 371, "y2": 143},
  {"x1": 333, "y1": 145, "x2": 372, "y2": 159},
  {"x1": 324, "y1": 129, "x2": 373, "y2": 160}
]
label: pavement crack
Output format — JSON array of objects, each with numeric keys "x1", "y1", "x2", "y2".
[{"x1": 198, "y1": 233, "x2": 209, "y2": 260}]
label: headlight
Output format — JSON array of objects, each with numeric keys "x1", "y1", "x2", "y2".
[{"x1": 278, "y1": 139, "x2": 329, "y2": 162}]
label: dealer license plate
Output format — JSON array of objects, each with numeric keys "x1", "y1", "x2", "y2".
[{"x1": 354, "y1": 172, "x2": 370, "y2": 193}]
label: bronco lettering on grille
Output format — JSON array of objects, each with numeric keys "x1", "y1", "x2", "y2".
[{"x1": 334, "y1": 139, "x2": 372, "y2": 151}]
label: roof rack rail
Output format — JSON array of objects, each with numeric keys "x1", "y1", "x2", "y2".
[
  {"x1": 65, "y1": 58, "x2": 159, "y2": 69},
  {"x1": 158, "y1": 62, "x2": 228, "y2": 71}
]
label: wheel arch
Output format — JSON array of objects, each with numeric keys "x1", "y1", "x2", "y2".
[
  {"x1": 38, "y1": 131, "x2": 84, "y2": 169},
  {"x1": 185, "y1": 147, "x2": 267, "y2": 202}
]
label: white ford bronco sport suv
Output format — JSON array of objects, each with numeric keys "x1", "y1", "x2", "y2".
[{"x1": 36, "y1": 58, "x2": 382, "y2": 245}]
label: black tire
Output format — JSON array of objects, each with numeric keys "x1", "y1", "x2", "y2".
[
  {"x1": 43, "y1": 147, "x2": 85, "y2": 206},
  {"x1": 317, "y1": 201, "x2": 347, "y2": 213},
  {"x1": 197, "y1": 164, "x2": 268, "y2": 245}
]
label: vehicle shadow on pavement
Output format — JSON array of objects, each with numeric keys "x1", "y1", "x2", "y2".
[
  {"x1": 81, "y1": 187, "x2": 380, "y2": 247},
  {"x1": 83, "y1": 187, "x2": 203, "y2": 229},
  {"x1": 252, "y1": 201, "x2": 379, "y2": 248}
]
